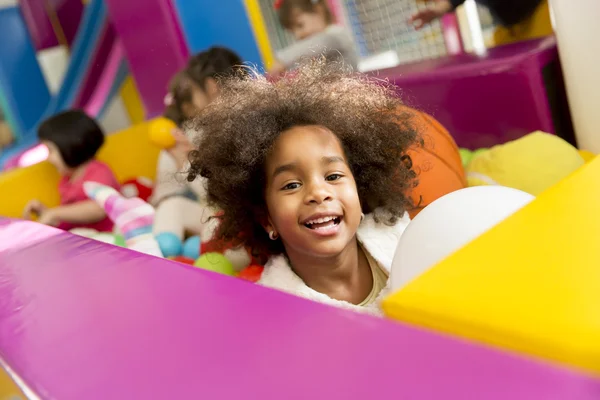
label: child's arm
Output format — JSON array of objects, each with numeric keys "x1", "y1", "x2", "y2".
[
  {"x1": 38, "y1": 200, "x2": 106, "y2": 226},
  {"x1": 276, "y1": 25, "x2": 355, "y2": 69}
]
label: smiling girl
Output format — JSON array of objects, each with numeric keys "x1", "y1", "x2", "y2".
[{"x1": 187, "y1": 60, "x2": 419, "y2": 315}]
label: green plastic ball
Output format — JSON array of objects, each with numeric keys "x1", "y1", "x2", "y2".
[
  {"x1": 113, "y1": 234, "x2": 126, "y2": 248},
  {"x1": 459, "y1": 148, "x2": 473, "y2": 167},
  {"x1": 194, "y1": 253, "x2": 235, "y2": 276}
]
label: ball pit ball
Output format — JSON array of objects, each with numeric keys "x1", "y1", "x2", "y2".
[
  {"x1": 155, "y1": 232, "x2": 183, "y2": 258},
  {"x1": 459, "y1": 148, "x2": 473, "y2": 167},
  {"x1": 182, "y1": 236, "x2": 201, "y2": 260},
  {"x1": 194, "y1": 253, "x2": 235, "y2": 276},
  {"x1": 113, "y1": 234, "x2": 126, "y2": 248},
  {"x1": 169, "y1": 255, "x2": 196, "y2": 265},
  {"x1": 238, "y1": 265, "x2": 264, "y2": 283},
  {"x1": 149, "y1": 118, "x2": 177, "y2": 149},
  {"x1": 121, "y1": 177, "x2": 153, "y2": 201}
]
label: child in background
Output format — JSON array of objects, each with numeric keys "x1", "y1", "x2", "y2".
[
  {"x1": 22, "y1": 110, "x2": 119, "y2": 231},
  {"x1": 151, "y1": 47, "x2": 245, "y2": 240},
  {"x1": 187, "y1": 59, "x2": 417, "y2": 315},
  {"x1": 269, "y1": 0, "x2": 358, "y2": 75}
]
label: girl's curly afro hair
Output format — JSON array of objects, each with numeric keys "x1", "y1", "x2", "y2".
[{"x1": 187, "y1": 58, "x2": 421, "y2": 258}]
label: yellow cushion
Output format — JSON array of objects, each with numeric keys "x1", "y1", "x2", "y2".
[
  {"x1": 467, "y1": 131, "x2": 584, "y2": 195},
  {"x1": 579, "y1": 150, "x2": 596, "y2": 163},
  {"x1": 383, "y1": 157, "x2": 600, "y2": 376},
  {"x1": 0, "y1": 120, "x2": 160, "y2": 218}
]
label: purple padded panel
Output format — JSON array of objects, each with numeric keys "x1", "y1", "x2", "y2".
[
  {"x1": 103, "y1": 0, "x2": 189, "y2": 117},
  {"x1": 19, "y1": 0, "x2": 83, "y2": 50},
  {"x1": 376, "y1": 37, "x2": 563, "y2": 149},
  {"x1": 0, "y1": 218, "x2": 599, "y2": 399}
]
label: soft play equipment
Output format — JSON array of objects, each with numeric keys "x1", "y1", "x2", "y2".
[
  {"x1": 19, "y1": 0, "x2": 84, "y2": 50},
  {"x1": 466, "y1": 131, "x2": 585, "y2": 195},
  {"x1": 384, "y1": 156, "x2": 600, "y2": 376},
  {"x1": 376, "y1": 37, "x2": 574, "y2": 149},
  {"x1": 1, "y1": 0, "x2": 273, "y2": 170},
  {"x1": 0, "y1": 0, "x2": 132, "y2": 168},
  {"x1": 405, "y1": 107, "x2": 466, "y2": 218},
  {"x1": 1, "y1": 218, "x2": 599, "y2": 398},
  {"x1": 390, "y1": 186, "x2": 534, "y2": 291},
  {"x1": 550, "y1": 0, "x2": 600, "y2": 154},
  {"x1": 0, "y1": 120, "x2": 160, "y2": 219},
  {"x1": 0, "y1": 6, "x2": 50, "y2": 148}
]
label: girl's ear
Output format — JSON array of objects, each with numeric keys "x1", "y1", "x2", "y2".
[
  {"x1": 256, "y1": 209, "x2": 275, "y2": 235},
  {"x1": 204, "y1": 78, "x2": 220, "y2": 101}
]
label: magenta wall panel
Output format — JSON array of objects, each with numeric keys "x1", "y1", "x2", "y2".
[
  {"x1": 376, "y1": 37, "x2": 573, "y2": 149},
  {"x1": 0, "y1": 218, "x2": 599, "y2": 399},
  {"x1": 103, "y1": 0, "x2": 189, "y2": 117}
]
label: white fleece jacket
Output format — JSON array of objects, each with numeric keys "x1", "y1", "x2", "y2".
[{"x1": 258, "y1": 213, "x2": 410, "y2": 316}]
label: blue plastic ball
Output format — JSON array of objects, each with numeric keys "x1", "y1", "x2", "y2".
[
  {"x1": 155, "y1": 232, "x2": 183, "y2": 257},
  {"x1": 182, "y1": 235, "x2": 201, "y2": 260}
]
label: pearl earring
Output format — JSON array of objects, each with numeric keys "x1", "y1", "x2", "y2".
[{"x1": 269, "y1": 231, "x2": 279, "y2": 240}]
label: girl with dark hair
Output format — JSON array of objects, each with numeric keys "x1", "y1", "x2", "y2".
[
  {"x1": 187, "y1": 59, "x2": 418, "y2": 315},
  {"x1": 22, "y1": 110, "x2": 119, "y2": 231},
  {"x1": 151, "y1": 47, "x2": 245, "y2": 240}
]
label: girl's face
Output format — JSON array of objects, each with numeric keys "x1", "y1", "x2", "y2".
[
  {"x1": 42, "y1": 140, "x2": 69, "y2": 175},
  {"x1": 264, "y1": 125, "x2": 362, "y2": 260},
  {"x1": 288, "y1": 7, "x2": 328, "y2": 40}
]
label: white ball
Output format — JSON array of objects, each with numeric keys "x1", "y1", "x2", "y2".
[
  {"x1": 390, "y1": 186, "x2": 534, "y2": 292},
  {"x1": 121, "y1": 183, "x2": 139, "y2": 199}
]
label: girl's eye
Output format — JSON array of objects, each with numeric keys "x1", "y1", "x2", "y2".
[
  {"x1": 326, "y1": 174, "x2": 342, "y2": 182},
  {"x1": 282, "y1": 182, "x2": 301, "y2": 191}
]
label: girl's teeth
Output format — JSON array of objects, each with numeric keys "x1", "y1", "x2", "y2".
[{"x1": 309, "y1": 216, "x2": 334, "y2": 225}]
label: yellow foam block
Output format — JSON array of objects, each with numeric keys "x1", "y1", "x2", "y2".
[
  {"x1": 383, "y1": 157, "x2": 600, "y2": 376},
  {"x1": 0, "y1": 366, "x2": 26, "y2": 399},
  {"x1": 96, "y1": 120, "x2": 160, "y2": 183},
  {"x1": 0, "y1": 120, "x2": 160, "y2": 218}
]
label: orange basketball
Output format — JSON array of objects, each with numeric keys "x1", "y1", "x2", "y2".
[{"x1": 403, "y1": 107, "x2": 467, "y2": 218}]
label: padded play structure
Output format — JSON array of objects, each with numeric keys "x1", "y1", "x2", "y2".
[
  {"x1": 1, "y1": 158, "x2": 600, "y2": 398},
  {"x1": 377, "y1": 36, "x2": 573, "y2": 149},
  {"x1": 0, "y1": 121, "x2": 159, "y2": 219},
  {"x1": 0, "y1": 0, "x2": 137, "y2": 167},
  {"x1": 0, "y1": 0, "x2": 263, "y2": 169},
  {"x1": 2, "y1": 0, "x2": 600, "y2": 397}
]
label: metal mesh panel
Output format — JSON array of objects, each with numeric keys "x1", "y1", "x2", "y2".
[
  {"x1": 257, "y1": 0, "x2": 449, "y2": 66},
  {"x1": 257, "y1": 0, "x2": 295, "y2": 51},
  {"x1": 340, "y1": 0, "x2": 447, "y2": 63}
]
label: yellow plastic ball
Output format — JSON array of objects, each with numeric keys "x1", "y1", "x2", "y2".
[{"x1": 149, "y1": 118, "x2": 177, "y2": 149}]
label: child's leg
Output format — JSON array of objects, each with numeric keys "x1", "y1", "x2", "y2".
[{"x1": 153, "y1": 196, "x2": 218, "y2": 240}]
